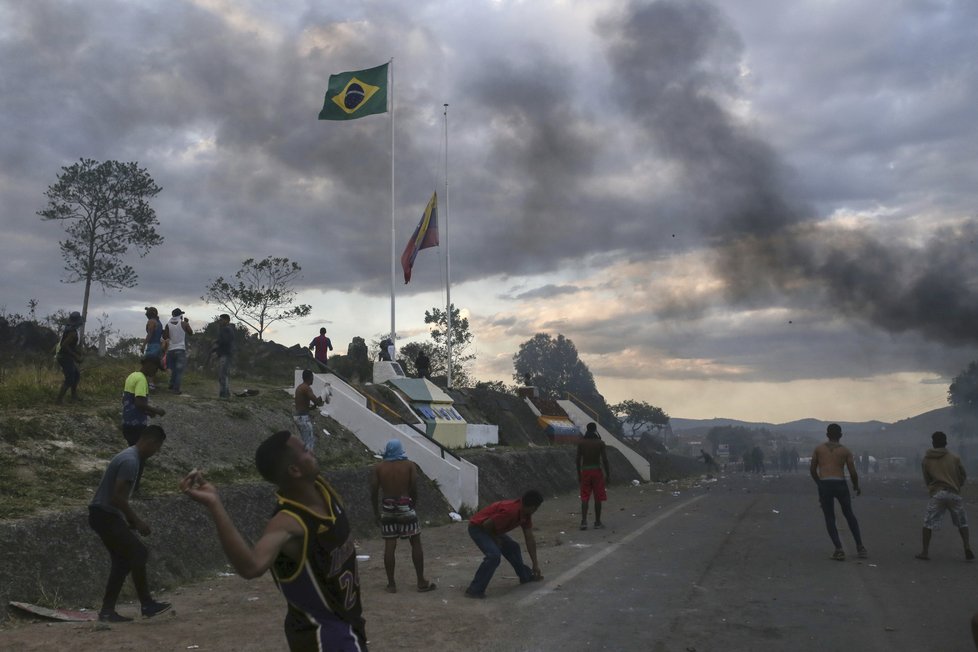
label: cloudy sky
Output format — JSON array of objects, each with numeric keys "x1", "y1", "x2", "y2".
[{"x1": 2, "y1": 0, "x2": 977, "y2": 423}]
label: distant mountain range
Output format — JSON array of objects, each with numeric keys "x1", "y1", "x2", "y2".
[{"x1": 670, "y1": 407, "x2": 955, "y2": 454}]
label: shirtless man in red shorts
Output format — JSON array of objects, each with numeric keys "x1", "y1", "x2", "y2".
[{"x1": 576, "y1": 422, "x2": 610, "y2": 530}]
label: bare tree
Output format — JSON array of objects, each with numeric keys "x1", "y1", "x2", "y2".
[{"x1": 202, "y1": 256, "x2": 312, "y2": 340}]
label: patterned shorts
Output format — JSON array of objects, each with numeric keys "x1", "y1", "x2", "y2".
[
  {"x1": 381, "y1": 497, "x2": 420, "y2": 539},
  {"x1": 923, "y1": 489, "x2": 968, "y2": 530}
]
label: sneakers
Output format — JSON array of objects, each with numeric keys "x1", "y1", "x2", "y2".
[
  {"x1": 593, "y1": 522, "x2": 605, "y2": 530},
  {"x1": 463, "y1": 590, "x2": 486, "y2": 599},
  {"x1": 830, "y1": 549, "x2": 846, "y2": 561},
  {"x1": 141, "y1": 600, "x2": 172, "y2": 618},
  {"x1": 579, "y1": 522, "x2": 588, "y2": 531},
  {"x1": 966, "y1": 549, "x2": 975, "y2": 561},
  {"x1": 98, "y1": 611, "x2": 133, "y2": 623},
  {"x1": 857, "y1": 547, "x2": 868, "y2": 559}
]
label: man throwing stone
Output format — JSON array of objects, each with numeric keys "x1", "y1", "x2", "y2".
[
  {"x1": 810, "y1": 423, "x2": 868, "y2": 561},
  {"x1": 181, "y1": 432, "x2": 366, "y2": 650},
  {"x1": 916, "y1": 430, "x2": 974, "y2": 561},
  {"x1": 88, "y1": 426, "x2": 171, "y2": 622},
  {"x1": 369, "y1": 439, "x2": 435, "y2": 593}
]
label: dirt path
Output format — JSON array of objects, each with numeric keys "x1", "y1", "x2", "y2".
[{"x1": 0, "y1": 482, "x2": 691, "y2": 651}]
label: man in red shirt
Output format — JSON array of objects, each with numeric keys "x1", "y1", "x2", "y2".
[
  {"x1": 308, "y1": 328, "x2": 333, "y2": 371},
  {"x1": 464, "y1": 490, "x2": 544, "y2": 598}
]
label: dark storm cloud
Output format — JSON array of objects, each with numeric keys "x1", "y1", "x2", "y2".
[
  {"x1": 0, "y1": 0, "x2": 426, "y2": 309},
  {"x1": 3, "y1": 0, "x2": 978, "y2": 398},
  {"x1": 598, "y1": 0, "x2": 978, "y2": 348}
]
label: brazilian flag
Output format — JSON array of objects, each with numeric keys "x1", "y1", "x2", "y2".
[{"x1": 318, "y1": 63, "x2": 389, "y2": 120}]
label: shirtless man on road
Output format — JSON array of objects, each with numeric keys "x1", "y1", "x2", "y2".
[
  {"x1": 369, "y1": 439, "x2": 435, "y2": 594},
  {"x1": 810, "y1": 423, "x2": 868, "y2": 561},
  {"x1": 576, "y1": 422, "x2": 610, "y2": 530}
]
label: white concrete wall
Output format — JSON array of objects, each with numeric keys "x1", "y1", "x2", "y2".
[
  {"x1": 466, "y1": 424, "x2": 498, "y2": 447},
  {"x1": 557, "y1": 399, "x2": 651, "y2": 482},
  {"x1": 294, "y1": 370, "x2": 479, "y2": 511}
]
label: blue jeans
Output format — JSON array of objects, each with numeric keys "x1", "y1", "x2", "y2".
[
  {"x1": 167, "y1": 349, "x2": 186, "y2": 391},
  {"x1": 294, "y1": 415, "x2": 316, "y2": 451},
  {"x1": 817, "y1": 479, "x2": 863, "y2": 549},
  {"x1": 466, "y1": 524, "x2": 533, "y2": 595},
  {"x1": 218, "y1": 355, "x2": 231, "y2": 398}
]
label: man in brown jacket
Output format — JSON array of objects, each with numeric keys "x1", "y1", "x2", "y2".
[{"x1": 916, "y1": 431, "x2": 974, "y2": 561}]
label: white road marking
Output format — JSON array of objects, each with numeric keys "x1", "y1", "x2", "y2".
[{"x1": 518, "y1": 494, "x2": 708, "y2": 606}]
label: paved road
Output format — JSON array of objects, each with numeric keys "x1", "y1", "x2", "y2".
[
  {"x1": 3, "y1": 471, "x2": 975, "y2": 651},
  {"x1": 489, "y1": 472, "x2": 977, "y2": 652}
]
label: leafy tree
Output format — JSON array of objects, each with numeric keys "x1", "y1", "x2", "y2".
[
  {"x1": 202, "y1": 256, "x2": 312, "y2": 340},
  {"x1": 612, "y1": 400, "x2": 670, "y2": 438},
  {"x1": 400, "y1": 304, "x2": 475, "y2": 386},
  {"x1": 37, "y1": 158, "x2": 163, "y2": 339},
  {"x1": 512, "y1": 333, "x2": 597, "y2": 398},
  {"x1": 513, "y1": 333, "x2": 620, "y2": 434},
  {"x1": 949, "y1": 361, "x2": 978, "y2": 437}
]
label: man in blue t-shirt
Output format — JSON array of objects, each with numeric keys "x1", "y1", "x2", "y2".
[{"x1": 89, "y1": 426, "x2": 171, "y2": 622}]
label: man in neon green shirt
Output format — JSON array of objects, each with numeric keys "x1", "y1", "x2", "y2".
[{"x1": 123, "y1": 355, "x2": 166, "y2": 446}]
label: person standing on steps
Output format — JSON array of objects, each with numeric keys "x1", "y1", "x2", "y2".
[
  {"x1": 369, "y1": 439, "x2": 436, "y2": 594},
  {"x1": 414, "y1": 351, "x2": 430, "y2": 379},
  {"x1": 293, "y1": 369, "x2": 324, "y2": 451},
  {"x1": 916, "y1": 430, "x2": 974, "y2": 562},
  {"x1": 308, "y1": 327, "x2": 333, "y2": 372},
  {"x1": 810, "y1": 423, "x2": 868, "y2": 561},
  {"x1": 576, "y1": 422, "x2": 609, "y2": 530}
]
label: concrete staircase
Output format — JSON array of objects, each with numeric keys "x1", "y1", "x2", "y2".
[{"x1": 296, "y1": 370, "x2": 479, "y2": 511}]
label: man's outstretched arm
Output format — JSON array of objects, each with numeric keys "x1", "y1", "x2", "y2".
[{"x1": 181, "y1": 470, "x2": 295, "y2": 579}]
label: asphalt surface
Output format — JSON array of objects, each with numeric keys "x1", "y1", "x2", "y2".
[
  {"x1": 3, "y1": 470, "x2": 975, "y2": 652},
  {"x1": 490, "y1": 472, "x2": 977, "y2": 652}
]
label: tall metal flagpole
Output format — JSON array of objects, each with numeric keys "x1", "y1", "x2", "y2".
[
  {"x1": 389, "y1": 58, "x2": 397, "y2": 358},
  {"x1": 444, "y1": 103, "x2": 453, "y2": 388}
]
